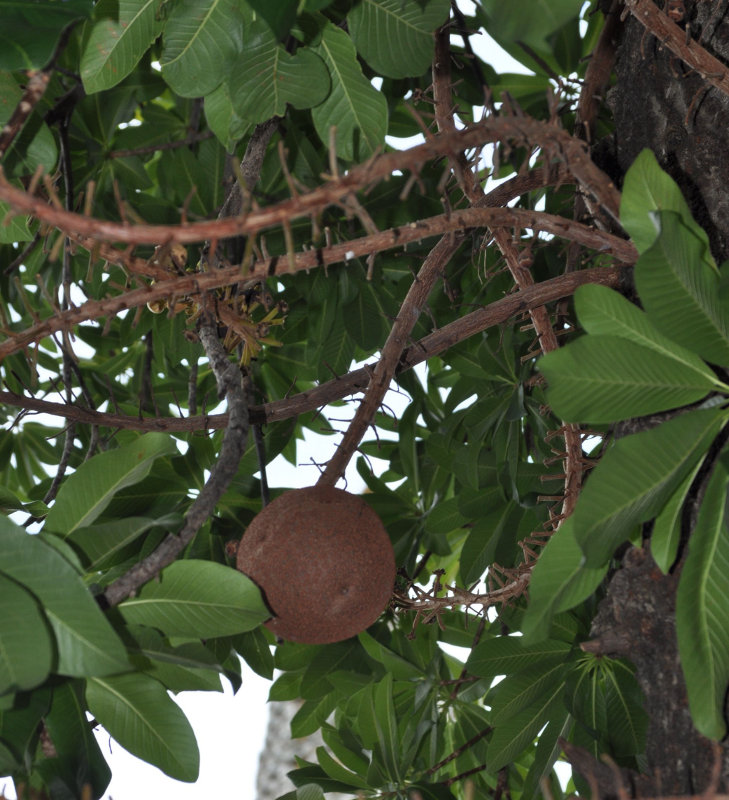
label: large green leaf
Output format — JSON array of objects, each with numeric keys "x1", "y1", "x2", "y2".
[
  {"x1": 312, "y1": 21, "x2": 388, "y2": 161},
  {"x1": 86, "y1": 672, "x2": 199, "y2": 781},
  {"x1": 43, "y1": 682, "x2": 111, "y2": 799},
  {"x1": 620, "y1": 148, "x2": 710, "y2": 255},
  {"x1": 604, "y1": 661, "x2": 648, "y2": 757},
  {"x1": 480, "y1": 0, "x2": 583, "y2": 52},
  {"x1": 348, "y1": 0, "x2": 449, "y2": 79},
  {"x1": 160, "y1": 0, "x2": 244, "y2": 97},
  {"x1": 81, "y1": 0, "x2": 162, "y2": 93},
  {"x1": 486, "y1": 679, "x2": 565, "y2": 772},
  {"x1": 0, "y1": 0, "x2": 92, "y2": 70},
  {"x1": 650, "y1": 462, "x2": 702, "y2": 574},
  {"x1": 0, "y1": 516, "x2": 129, "y2": 677},
  {"x1": 68, "y1": 514, "x2": 180, "y2": 571},
  {"x1": 635, "y1": 211, "x2": 729, "y2": 366},
  {"x1": 0, "y1": 573, "x2": 53, "y2": 694},
  {"x1": 230, "y1": 23, "x2": 330, "y2": 122},
  {"x1": 118, "y1": 560, "x2": 270, "y2": 637},
  {"x1": 540, "y1": 335, "x2": 714, "y2": 423},
  {"x1": 489, "y1": 661, "x2": 569, "y2": 724},
  {"x1": 521, "y1": 516, "x2": 608, "y2": 641},
  {"x1": 676, "y1": 462, "x2": 729, "y2": 739},
  {"x1": 0, "y1": 200, "x2": 32, "y2": 244},
  {"x1": 573, "y1": 408, "x2": 727, "y2": 566},
  {"x1": 468, "y1": 636, "x2": 571, "y2": 678},
  {"x1": 574, "y1": 283, "x2": 720, "y2": 386},
  {"x1": 44, "y1": 433, "x2": 177, "y2": 535}
]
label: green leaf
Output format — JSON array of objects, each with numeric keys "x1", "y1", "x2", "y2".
[
  {"x1": 573, "y1": 408, "x2": 727, "y2": 566},
  {"x1": 489, "y1": 661, "x2": 569, "y2": 724},
  {"x1": 540, "y1": 335, "x2": 714, "y2": 424},
  {"x1": 0, "y1": 0, "x2": 92, "y2": 70},
  {"x1": 0, "y1": 573, "x2": 53, "y2": 694},
  {"x1": 234, "y1": 628, "x2": 274, "y2": 679},
  {"x1": 604, "y1": 661, "x2": 648, "y2": 757},
  {"x1": 0, "y1": 200, "x2": 32, "y2": 243},
  {"x1": 118, "y1": 560, "x2": 270, "y2": 638},
  {"x1": 44, "y1": 432, "x2": 177, "y2": 535},
  {"x1": 43, "y1": 682, "x2": 111, "y2": 799},
  {"x1": 359, "y1": 631, "x2": 425, "y2": 680},
  {"x1": 296, "y1": 785, "x2": 326, "y2": 800},
  {"x1": 0, "y1": 515, "x2": 129, "y2": 677},
  {"x1": 521, "y1": 516, "x2": 609, "y2": 641},
  {"x1": 651, "y1": 462, "x2": 702, "y2": 574},
  {"x1": 311, "y1": 21, "x2": 388, "y2": 161},
  {"x1": 676, "y1": 462, "x2": 729, "y2": 739},
  {"x1": 348, "y1": 0, "x2": 449, "y2": 79},
  {"x1": 574, "y1": 283, "x2": 720, "y2": 386},
  {"x1": 316, "y1": 745, "x2": 370, "y2": 790},
  {"x1": 246, "y1": 0, "x2": 297, "y2": 40},
  {"x1": 68, "y1": 515, "x2": 176, "y2": 570},
  {"x1": 480, "y1": 0, "x2": 583, "y2": 53},
  {"x1": 635, "y1": 211, "x2": 729, "y2": 366},
  {"x1": 373, "y1": 673, "x2": 400, "y2": 781},
  {"x1": 231, "y1": 24, "x2": 330, "y2": 122},
  {"x1": 468, "y1": 636, "x2": 571, "y2": 678},
  {"x1": 620, "y1": 148, "x2": 708, "y2": 254},
  {"x1": 204, "y1": 81, "x2": 251, "y2": 151},
  {"x1": 160, "y1": 0, "x2": 244, "y2": 97},
  {"x1": 86, "y1": 672, "x2": 200, "y2": 781},
  {"x1": 486, "y1": 680, "x2": 565, "y2": 772},
  {"x1": 81, "y1": 0, "x2": 163, "y2": 93}
]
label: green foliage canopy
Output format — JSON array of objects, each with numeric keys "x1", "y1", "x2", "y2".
[{"x1": 1, "y1": 1, "x2": 729, "y2": 799}]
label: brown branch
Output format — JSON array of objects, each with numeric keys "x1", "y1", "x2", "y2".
[
  {"x1": 107, "y1": 131, "x2": 215, "y2": 159},
  {"x1": 433, "y1": 30, "x2": 586, "y2": 520},
  {"x1": 103, "y1": 314, "x2": 249, "y2": 606},
  {"x1": 0, "y1": 265, "x2": 623, "y2": 431},
  {"x1": 623, "y1": 0, "x2": 729, "y2": 100},
  {"x1": 0, "y1": 117, "x2": 622, "y2": 246},
  {"x1": 318, "y1": 234, "x2": 461, "y2": 486},
  {"x1": 0, "y1": 206, "x2": 634, "y2": 362}
]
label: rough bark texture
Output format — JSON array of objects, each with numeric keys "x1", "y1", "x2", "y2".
[
  {"x1": 609, "y1": 0, "x2": 729, "y2": 261},
  {"x1": 573, "y1": 4, "x2": 729, "y2": 792}
]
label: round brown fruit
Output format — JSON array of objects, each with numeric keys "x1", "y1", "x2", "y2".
[{"x1": 236, "y1": 485, "x2": 395, "y2": 644}]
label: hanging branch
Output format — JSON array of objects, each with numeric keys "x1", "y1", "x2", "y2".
[
  {"x1": 0, "y1": 117, "x2": 622, "y2": 246},
  {"x1": 0, "y1": 206, "x2": 635, "y2": 362},
  {"x1": 103, "y1": 311, "x2": 249, "y2": 606},
  {"x1": 318, "y1": 234, "x2": 462, "y2": 486},
  {"x1": 0, "y1": 265, "x2": 624, "y2": 433}
]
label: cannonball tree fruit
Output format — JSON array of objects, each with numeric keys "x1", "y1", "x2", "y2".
[{"x1": 236, "y1": 485, "x2": 396, "y2": 644}]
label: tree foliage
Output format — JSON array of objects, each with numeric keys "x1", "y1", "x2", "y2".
[{"x1": 2, "y1": 0, "x2": 729, "y2": 798}]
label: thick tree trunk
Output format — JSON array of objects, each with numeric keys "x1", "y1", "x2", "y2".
[{"x1": 571, "y1": 3, "x2": 729, "y2": 792}]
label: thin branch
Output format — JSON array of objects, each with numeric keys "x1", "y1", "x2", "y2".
[
  {"x1": 0, "y1": 117, "x2": 622, "y2": 245},
  {"x1": 0, "y1": 264, "x2": 623, "y2": 432},
  {"x1": 107, "y1": 131, "x2": 214, "y2": 159},
  {"x1": 103, "y1": 313, "x2": 249, "y2": 606},
  {"x1": 318, "y1": 234, "x2": 461, "y2": 486},
  {"x1": 0, "y1": 207, "x2": 634, "y2": 362}
]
